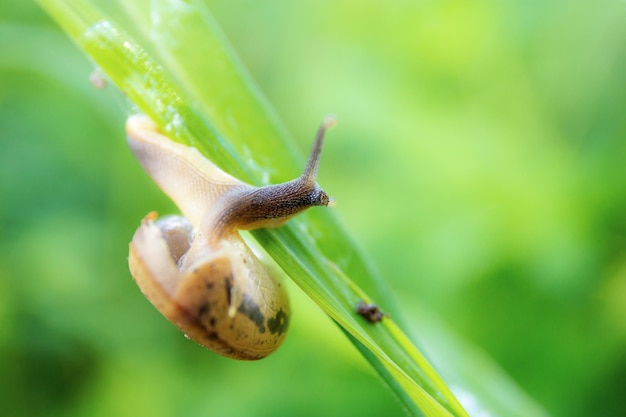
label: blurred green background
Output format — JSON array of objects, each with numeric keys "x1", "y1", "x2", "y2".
[{"x1": 2, "y1": 1, "x2": 626, "y2": 416}]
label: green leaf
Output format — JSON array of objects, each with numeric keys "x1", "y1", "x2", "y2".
[{"x1": 37, "y1": 0, "x2": 469, "y2": 415}]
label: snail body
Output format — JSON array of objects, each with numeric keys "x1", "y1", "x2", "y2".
[{"x1": 126, "y1": 115, "x2": 333, "y2": 360}]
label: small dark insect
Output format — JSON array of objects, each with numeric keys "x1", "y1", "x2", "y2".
[{"x1": 355, "y1": 301, "x2": 388, "y2": 324}]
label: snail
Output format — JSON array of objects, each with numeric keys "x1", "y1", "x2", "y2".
[{"x1": 126, "y1": 114, "x2": 334, "y2": 360}]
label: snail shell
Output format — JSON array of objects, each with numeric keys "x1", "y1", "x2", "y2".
[{"x1": 126, "y1": 115, "x2": 333, "y2": 360}]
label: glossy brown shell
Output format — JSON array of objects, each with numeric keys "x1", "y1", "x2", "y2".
[{"x1": 129, "y1": 213, "x2": 289, "y2": 360}]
